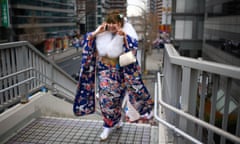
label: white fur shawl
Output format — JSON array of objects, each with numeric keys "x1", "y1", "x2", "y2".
[{"x1": 96, "y1": 19, "x2": 138, "y2": 58}]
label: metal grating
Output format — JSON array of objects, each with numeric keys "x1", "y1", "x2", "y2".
[{"x1": 4, "y1": 117, "x2": 152, "y2": 144}]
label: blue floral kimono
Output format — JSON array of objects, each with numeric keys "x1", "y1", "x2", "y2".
[{"x1": 73, "y1": 32, "x2": 154, "y2": 128}]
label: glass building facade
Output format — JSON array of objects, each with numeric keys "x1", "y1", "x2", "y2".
[
  {"x1": 76, "y1": 0, "x2": 127, "y2": 34},
  {"x1": 86, "y1": 0, "x2": 96, "y2": 33},
  {"x1": 202, "y1": 1, "x2": 240, "y2": 144},
  {"x1": 171, "y1": 0, "x2": 205, "y2": 57},
  {"x1": 203, "y1": 0, "x2": 240, "y2": 66},
  {"x1": 6, "y1": 0, "x2": 77, "y2": 52}
]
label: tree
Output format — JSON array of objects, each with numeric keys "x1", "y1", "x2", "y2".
[
  {"x1": 145, "y1": 12, "x2": 159, "y2": 54},
  {"x1": 23, "y1": 13, "x2": 44, "y2": 45}
]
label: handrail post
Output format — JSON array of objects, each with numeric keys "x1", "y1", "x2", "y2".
[
  {"x1": 20, "y1": 82, "x2": 29, "y2": 104},
  {"x1": 154, "y1": 73, "x2": 203, "y2": 144},
  {"x1": 20, "y1": 46, "x2": 29, "y2": 103}
]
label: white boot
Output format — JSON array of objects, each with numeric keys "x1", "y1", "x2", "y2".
[
  {"x1": 116, "y1": 120, "x2": 123, "y2": 129},
  {"x1": 100, "y1": 127, "x2": 112, "y2": 141},
  {"x1": 147, "y1": 110, "x2": 154, "y2": 119},
  {"x1": 140, "y1": 111, "x2": 154, "y2": 119}
]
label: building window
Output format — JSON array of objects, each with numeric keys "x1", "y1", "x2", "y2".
[
  {"x1": 206, "y1": 0, "x2": 240, "y2": 17},
  {"x1": 98, "y1": 17, "x2": 102, "y2": 25},
  {"x1": 98, "y1": 0, "x2": 101, "y2": 5},
  {"x1": 98, "y1": 8, "x2": 101, "y2": 15},
  {"x1": 175, "y1": 20, "x2": 193, "y2": 39}
]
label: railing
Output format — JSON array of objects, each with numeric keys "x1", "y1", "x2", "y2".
[
  {"x1": 1, "y1": 41, "x2": 240, "y2": 144},
  {"x1": 0, "y1": 41, "x2": 77, "y2": 113},
  {"x1": 154, "y1": 44, "x2": 240, "y2": 144}
]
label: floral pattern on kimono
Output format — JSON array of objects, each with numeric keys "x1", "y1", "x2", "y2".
[
  {"x1": 73, "y1": 32, "x2": 97, "y2": 116},
  {"x1": 122, "y1": 35, "x2": 154, "y2": 115},
  {"x1": 73, "y1": 33, "x2": 154, "y2": 124},
  {"x1": 97, "y1": 62, "x2": 124, "y2": 127}
]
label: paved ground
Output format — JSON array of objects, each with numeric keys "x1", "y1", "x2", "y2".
[{"x1": 145, "y1": 49, "x2": 163, "y2": 72}]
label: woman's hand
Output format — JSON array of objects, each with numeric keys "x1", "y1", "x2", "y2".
[
  {"x1": 92, "y1": 23, "x2": 107, "y2": 36},
  {"x1": 87, "y1": 23, "x2": 107, "y2": 42},
  {"x1": 116, "y1": 29, "x2": 126, "y2": 36}
]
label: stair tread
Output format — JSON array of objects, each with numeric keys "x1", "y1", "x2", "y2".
[{"x1": 5, "y1": 116, "x2": 154, "y2": 144}]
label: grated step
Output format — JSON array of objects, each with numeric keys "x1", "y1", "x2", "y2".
[{"x1": 4, "y1": 116, "x2": 155, "y2": 144}]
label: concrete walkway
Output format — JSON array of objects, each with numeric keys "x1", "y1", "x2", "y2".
[{"x1": 146, "y1": 49, "x2": 164, "y2": 72}]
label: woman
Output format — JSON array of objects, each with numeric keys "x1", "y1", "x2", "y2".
[{"x1": 73, "y1": 10, "x2": 154, "y2": 140}]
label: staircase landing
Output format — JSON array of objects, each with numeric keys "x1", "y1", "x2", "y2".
[{"x1": 4, "y1": 117, "x2": 158, "y2": 144}]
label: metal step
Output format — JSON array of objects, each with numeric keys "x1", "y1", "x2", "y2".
[{"x1": 4, "y1": 116, "x2": 158, "y2": 144}]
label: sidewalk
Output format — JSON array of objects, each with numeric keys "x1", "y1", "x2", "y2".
[
  {"x1": 47, "y1": 47, "x2": 82, "y2": 63},
  {"x1": 146, "y1": 48, "x2": 164, "y2": 72}
]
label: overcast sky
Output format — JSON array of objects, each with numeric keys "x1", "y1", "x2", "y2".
[{"x1": 127, "y1": 0, "x2": 146, "y2": 17}]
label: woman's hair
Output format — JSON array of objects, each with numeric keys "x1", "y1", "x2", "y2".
[{"x1": 105, "y1": 10, "x2": 124, "y2": 27}]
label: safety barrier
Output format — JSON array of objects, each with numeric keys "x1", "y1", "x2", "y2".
[
  {"x1": 154, "y1": 44, "x2": 240, "y2": 144},
  {"x1": 0, "y1": 41, "x2": 77, "y2": 113}
]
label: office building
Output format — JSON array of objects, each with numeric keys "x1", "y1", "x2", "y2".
[
  {"x1": 202, "y1": 1, "x2": 240, "y2": 143},
  {"x1": 203, "y1": 0, "x2": 240, "y2": 66},
  {"x1": 156, "y1": 0, "x2": 163, "y2": 24},
  {"x1": 104, "y1": 0, "x2": 127, "y2": 12},
  {"x1": 171, "y1": 0, "x2": 205, "y2": 57},
  {"x1": 76, "y1": 0, "x2": 86, "y2": 34},
  {"x1": 76, "y1": 0, "x2": 127, "y2": 33},
  {"x1": 0, "y1": 0, "x2": 11, "y2": 43},
  {"x1": 1, "y1": 0, "x2": 77, "y2": 53}
]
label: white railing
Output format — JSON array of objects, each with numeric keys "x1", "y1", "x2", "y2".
[
  {"x1": 154, "y1": 44, "x2": 240, "y2": 144},
  {"x1": 0, "y1": 41, "x2": 77, "y2": 113}
]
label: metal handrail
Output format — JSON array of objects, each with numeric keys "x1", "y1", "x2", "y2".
[
  {"x1": 0, "y1": 41, "x2": 77, "y2": 110},
  {"x1": 0, "y1": 41, "x2": 77, "y2": 82},
  {"x1": 166, "y1": 44, "x2": 240, "y2": 79},
  {"x1": 33, "y1": 68, "x2": 76, "y2": 98},
  {"x1": 154, "y1": 74, "x2": 202, "y2": 144},
  {"x1": 0, "y1": 67, "x2": 75, "y2": 99},
  {"x1": 0, "y1": 77, "x2": 35, "y2": 93},
  {"x1": 155, "y1": 72, "x2": 240, "y2": 144},
  {"x1": 0, "y1": 67, "x2": 34, "y2": 80}
]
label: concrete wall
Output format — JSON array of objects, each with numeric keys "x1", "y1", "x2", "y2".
[{"x1": 0, "y1": 92, "x2": 101, "y2": 143}]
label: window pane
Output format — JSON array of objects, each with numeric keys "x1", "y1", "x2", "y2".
[{"x1": 175, "y1": 20, "x2": 192, "y2": 39}]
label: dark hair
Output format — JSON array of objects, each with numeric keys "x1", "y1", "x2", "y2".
[{"x1": 105, "y1": 10, "x2": 124, "y2": 27}]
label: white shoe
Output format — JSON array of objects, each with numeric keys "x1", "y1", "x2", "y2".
[
  {"x1": 141, "y1": 111, "x2": 154, "y2": 119},
  {"x1": 146, "y1": 111, "x2": 154, "y2": 119},
  {"x1": 100, "y1": 127, "x2": 112, "y2": 141},
  {"x1": 116, "y1": 121, "x2": 123, "y2": 129}
]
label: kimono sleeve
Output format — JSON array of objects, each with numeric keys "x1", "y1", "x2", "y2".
[
  {"x1": 73, "y1": 32, "x2": 97, "y2": 116},
  {"x1": 122, "y1": 34, "x2": 154, "y2": 116}
]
